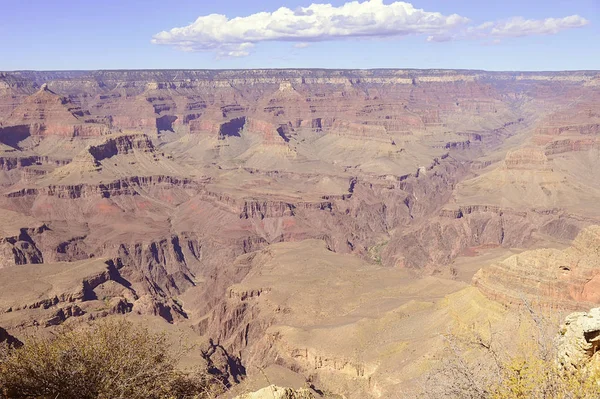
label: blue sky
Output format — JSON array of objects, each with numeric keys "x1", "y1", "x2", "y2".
[{"x1": 0, "y1": 0, "x2": 598, "y2": 71}]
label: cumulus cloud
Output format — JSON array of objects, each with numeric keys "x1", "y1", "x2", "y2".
[
  {"x1": 151, "y1": 0, "x2": 590, "y2": 57},
  {"x1": 152, "y1": 0, "x2": 469, "y2": 56}
]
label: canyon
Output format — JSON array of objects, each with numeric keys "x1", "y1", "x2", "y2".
[{"x1": 1, "y1": 69, "x2": 600, "y2": 397}]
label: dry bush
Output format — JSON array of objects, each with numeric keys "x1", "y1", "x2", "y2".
[
  {"x1": 421, "y1": 303, "x2": 600, "y2": 399},
  {"x1": 0, "y1": 320, "x2": 224, "y2": 399},
  {"x1": 489, "y1": 355, "x2": 600, "y2": 399}
]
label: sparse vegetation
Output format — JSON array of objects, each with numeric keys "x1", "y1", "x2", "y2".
[
  {"x1": 422, "y1": 306, "x2": 600, "y2": 399},
  {"x1": 423, "y1": 340, "x2": 600, "y2": 398},
  {"x1": 0, "y1": 320, "x2": 223, "y2": 399},
  {"x1": 367, "y1": 240, "x2": 388, "y2": 265}
]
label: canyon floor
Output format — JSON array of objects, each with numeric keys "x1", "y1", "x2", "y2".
[{"x1": 1, "y1": 69, "x2": 599, "y2": 397}]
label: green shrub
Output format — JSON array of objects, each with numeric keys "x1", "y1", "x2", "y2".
[{"x1": 0, "y1": 320, "x2": 222, "y2": 399}]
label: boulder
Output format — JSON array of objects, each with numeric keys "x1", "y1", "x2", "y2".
[
  {"x1": 233, "y1": 385, "x2": 315, "y2": 399},
  {"x1": 557, "y1": 307, "x2": 600, "y2": 371},
  {"x1": 0, "y1": 326, "x2": 22, "y2": 348}
]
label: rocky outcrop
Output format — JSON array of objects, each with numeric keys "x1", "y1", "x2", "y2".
[
  {"x1": 474, "y1": 226, "x2": 600, "y2": 309},
  {"x1": 233, "y1": 385, "x2": 315, "y2": 399},
  {"x1": 0, "y1": 226, "x2": 46, "y2": 266},
  {"x1": 115, "y1": 234, "x2": 198, "y2": 298},
  {"x1": 8, "y1": 69, "x2": 598, "y2": 91},
  {"x1": 535, "y1": 104, "x2": 600, "y2": 138},
  {"x1": 0, "y1": 326, "x2": 22, "y2": 348},
  {"x1": 99, "y1": 94, "x2": 157, "y2": 131},
  {"x1": 544, "y1": 138, "x2": 600, "y2": 155},
  {"x1": 385, "y1": 210, "x2": 531, "y2": 269},
  {"x1": 386, "y1": 200, "x2": 593, "y2": 270},
  {"x1": 0, "y1": 155, "x2": 69, "y2": 171},
  {"x1": 442, "y1": 140, "x2": 471, "y2": 150},
  {"x1": 457, "y1": 100, "x2": 497, "y2": 114},
  {"x1": 240, "y1": 200, "x2": 295, "y2": 219},
  {"x1": 503, "y1": 148, "x2": 549, "y2": 169},
  {"x1": 72, "y1": 123, "x2": 109, "y2": 137},
  {"x1": 330, "y1": 120, "x2": 394, "y2": 144},
  {"x1": 245, "y1": 118, "x2": 289, "y2": 145},
  {"x1": 5, "y1": 175, "x2": 195, "y2": 200},
  {"x1": 0, "y1": 247, "x2": 194, "y2": 328},
  {"x1": 44, "y1": 304, "x2": 85, "y2": 327},
  {"x1": 88, "y1": 133, "x2": 155, "y2": 161},
  {"x1": 189, "y1": 118, "x2": 222, "y2": 136},
  {"x1": 537, "y1": 123, "x2": 600, "y2": 136},
  {"x1": 1, "y1": 84, "x2": 108, "y2": 137},
  {"x1": 197, "y1": 190, "x2": 335, "y2": 220},
  {"x1": 558, "y1": 307, "x2": 600, "y2": 371},
  {"x1": 0, "y1": 258, "x2": 111, "y2": 314},
  {"x1": 4, "y1": 84, "x2": 80, "y2": 124}
]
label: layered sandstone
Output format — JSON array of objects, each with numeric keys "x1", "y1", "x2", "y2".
[
  {"x1": 1, "y1": 84, "x2": 109, "y2": 138},
  {"x1": 330, "y1": 120, "x2": 394, "y2": 144},
  {"x1": 503, "y1": 148, "x2": 549, "y2": 169},
  {"x1": 534, "y1": 102, "x2": 600, "y2": 142},
  {"x1": 244, "y1": 118, "x2": 289, "y2": 145},
  {"x1": 189, "y1": 118, "x2": 222, "y2": 136},
  {"x1": 88, "y1": 133, "x2": 155, "y2": 160},
  {"x1": 474, "y1": 226, "x2": 600, "y2": 309}
]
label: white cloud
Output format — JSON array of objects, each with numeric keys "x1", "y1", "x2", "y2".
[
  {"x1": 152, "y1": 0, "x2": 470, "y2": 57},
  {"x1": 218, "y1": 43, "x2": 255, "y2": 58},
  {"x1": 428, "y1": 15, "x2": 589, "y2": 42},
  {"x1": 151, "y1": 0, "x2": 590, "y2": 57},
  {"x1": 486, "y1": 15, "x2": 589, "y2": 37}
]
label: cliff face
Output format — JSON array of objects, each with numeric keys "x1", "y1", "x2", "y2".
[
  {"x1": 474, "y1": 226, "x2": 600, "y2": 309},
  {"x1": 330, "y1": 120, "x2": 394, "y2": 143},
  {"x1": 2, "y1": 69, "x2": 594, "y2": 141},
  {"x1": 503, "y1": 148, "x2": 549, "y2": 169},
  {"x1": 0, "y1": 84, "x2": 109, "y2": 139},
  {"x1": 88, "y1": 133, "x2": 155, "y2": 160},
  {"x1": 0, "y1": 68, "x2": 597, "y2": 287}
]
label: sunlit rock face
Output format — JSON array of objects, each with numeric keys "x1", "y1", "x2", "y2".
[{"x1": 474, "y1": 226, "x2": 600, "y2": 309}]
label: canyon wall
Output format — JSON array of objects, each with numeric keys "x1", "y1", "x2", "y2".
[{"x1": 0, "y1": 68, "x2": 599, "y2": 397}]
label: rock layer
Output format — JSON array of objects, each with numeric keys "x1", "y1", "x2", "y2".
[{"x1": 474, "y1": 226, "x2": 600, "y2": 309}]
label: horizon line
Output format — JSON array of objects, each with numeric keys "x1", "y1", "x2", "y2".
[{"x1": 2, "y1": 68, "x2": 600, "y2": 74}]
